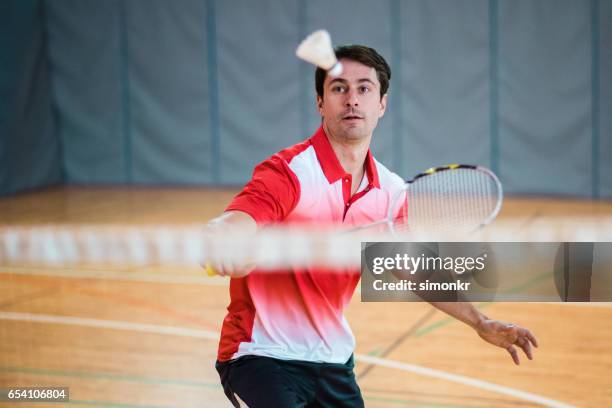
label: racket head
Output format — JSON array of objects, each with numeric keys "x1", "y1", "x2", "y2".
[{"x1": 388, "y1": 164, "x2": 503, "y2": 237}]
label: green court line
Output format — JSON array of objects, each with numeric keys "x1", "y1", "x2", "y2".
[
  {"x1": 68, "y1": 400, "x2": 167, "y2": 408},
  {"x1": 367, "y1": 346, "x2": 384, "y2": 356},
  {"x1": 364, "y1": 394, "x2": 477, "y2": 408},
  {"x1": 413, "y1": 302, "x2": 492, "y2": 338},
  {"x1": 0, "y1": 366, "x2": 218, "y2": 389},
  {"x1": 504, "y1": 270, "x2": 552, "y2": 295}
]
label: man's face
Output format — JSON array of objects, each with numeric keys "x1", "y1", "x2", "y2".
[{"x1": 317, "y1": 58, "x2": 387, "y2": 143}]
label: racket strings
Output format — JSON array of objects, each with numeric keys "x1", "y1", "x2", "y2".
[{"x1": 394, "y1": 168, "x2": 501, "y2": 235}]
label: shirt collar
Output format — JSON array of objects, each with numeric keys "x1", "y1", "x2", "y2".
[{"x1": 310, "y1": 125, "x2": 380, "y2": 189}]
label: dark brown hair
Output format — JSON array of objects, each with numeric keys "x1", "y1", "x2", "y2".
[{"x1": 315, "y1": 45, "x2": 391, "y2": 100}]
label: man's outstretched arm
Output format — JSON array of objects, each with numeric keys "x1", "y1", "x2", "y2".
[
  {"x1": 203, "y1": 211, "x2": 257, "y2": 277},
  {"x1": 429, "y1": 302, "x2": 538, "y2": 365}
]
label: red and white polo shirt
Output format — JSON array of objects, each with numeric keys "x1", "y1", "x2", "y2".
[{"x1": 217, "y1": 126, "x2": 405, "y2": 363}]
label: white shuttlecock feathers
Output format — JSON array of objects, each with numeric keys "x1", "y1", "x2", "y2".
[{"x1": 296, "y1": 30, "x2": 342, "y2": 77}]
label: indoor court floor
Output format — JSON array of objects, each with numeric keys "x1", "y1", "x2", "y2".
[{"x1": 1, "y1": 188, "x2": 611, "y2": 407}]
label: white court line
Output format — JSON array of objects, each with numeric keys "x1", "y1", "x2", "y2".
[
  {"x1": 0, "y1": 311, "x2": 219, "y2": 340},
  {"x1": 0, "y1": 311, "x2": 575, "y2": 408},
  {"x1": 354, "y1": 354, "x2": 574, "y2": 408},
  {"x1": 0, "y1": 266, "x2": 229, "y2": 286},
  {"x1": 4, "y1": 268, "x2": 612, "y2": 308}
]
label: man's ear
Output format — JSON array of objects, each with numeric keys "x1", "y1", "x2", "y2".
[
  {"x1": 379, "y1": 93, "x2": 388, "y2": 118},
  {"x1": 316, "y1": 95, "x2": 324, "y2": 115}
]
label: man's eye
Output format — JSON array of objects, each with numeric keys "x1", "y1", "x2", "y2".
[
  {"x1": 332, "y1": 86, "x2": 346, "y2": 93},
  {"x1": 359, "y1": 86, "x2": 370, "y2": 93}
]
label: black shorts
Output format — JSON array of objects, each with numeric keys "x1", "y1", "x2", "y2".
[{"x1": 215, "y1": 354, "x2": 364, "y2": 408}]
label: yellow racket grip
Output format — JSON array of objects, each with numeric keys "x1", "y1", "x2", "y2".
[{"x1": 204, "y1": 263, "x2": 218, "y2": 277}]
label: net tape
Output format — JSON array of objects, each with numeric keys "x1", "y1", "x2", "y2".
[{"x1": 1, "y1": 218, "x2": 612, "y2": 269}]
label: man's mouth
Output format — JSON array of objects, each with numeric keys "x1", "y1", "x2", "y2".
[{"x1": 342, "y1": 114, "x2": 364, "y2": 120}]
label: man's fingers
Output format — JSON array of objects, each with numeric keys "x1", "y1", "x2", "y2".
[
  {"x1": 518, "y1": 337, "x2": 533, "y2": 360},
  {"x1": 483, "y1": 322, "x2": 535, "y2": 365},
  {"x1": 517, "y1": 327, "x2": 538, "y2": 348},
  {"x1": 221, "y1": 259, "x2": 234, "y2": 277},
  {"x1": 507, "y1": 324, "x2": 539, "y2": 348},
  {"x1": 203, "y1": 259, "x2": 255, "y2": 278},
  {"x1": 507, "y1": 346, "x2": 520, "y2": 365},
  {"x1": 525, "y1": 329, "x2": 539, "y2": 348}
]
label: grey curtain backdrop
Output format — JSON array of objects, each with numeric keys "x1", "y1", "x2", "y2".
[
  {"x1": 0, "y1": 0, "x2": 61, "y2": 195},
  {"x1": 1, "y1": 0, "x2": 610, "y2": 198}
]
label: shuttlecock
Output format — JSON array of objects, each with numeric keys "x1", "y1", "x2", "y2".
[{"x1": 296, "y1": 30, "x2": 342, "y2": 77}]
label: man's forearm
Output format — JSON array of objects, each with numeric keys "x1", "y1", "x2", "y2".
[{"x1": 428, "y1": 302, "x2": 488, "y2": 330}]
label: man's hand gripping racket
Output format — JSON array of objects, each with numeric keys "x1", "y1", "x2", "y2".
[{"x1": 201, "y1": 211, "x2": 257, "y2": 277}]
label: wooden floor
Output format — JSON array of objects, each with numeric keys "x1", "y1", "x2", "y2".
[{"x1": 1, "y1": 187, "x2": 612, "y2": 408}]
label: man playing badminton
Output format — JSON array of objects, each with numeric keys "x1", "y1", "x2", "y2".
[{"x1": 206, "y1": 44, "x2": 537, "y2": 408}]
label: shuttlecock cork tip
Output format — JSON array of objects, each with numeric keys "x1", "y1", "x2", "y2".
[
  {"x1": 328, "y1": 61, "x2": 343, "y2": 77},
  {"x1": 296, "y1": 29, "x2": 342, "y2": 77}
]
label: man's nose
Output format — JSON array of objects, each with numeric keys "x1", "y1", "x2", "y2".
[{"x1": 344, "y1": 89, "x2": 359, "y2": 106}]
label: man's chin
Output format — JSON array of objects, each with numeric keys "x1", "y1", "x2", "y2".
[
  {"x1": 341, "y1": 128, "x2": 368, "y2": 141},
  {"x1": 324, "y1": 122, "x2": 370, "y2": 142}
]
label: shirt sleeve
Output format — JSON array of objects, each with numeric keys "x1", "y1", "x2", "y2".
[{"x1": 226, "y1": 155, "x2": 300, "y2": 225}]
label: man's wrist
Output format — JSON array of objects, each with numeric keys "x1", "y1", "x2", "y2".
[{"x1": 470, "y1": 310, "x2": 488, "y2": 332}]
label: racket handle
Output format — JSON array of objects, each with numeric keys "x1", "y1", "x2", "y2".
[
  {"x1": 205, "y1": 263, "x2": 218, "y2": 277},
  {"x1": 205, "y1": 261, "x2": 256, "y2": 277}
]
